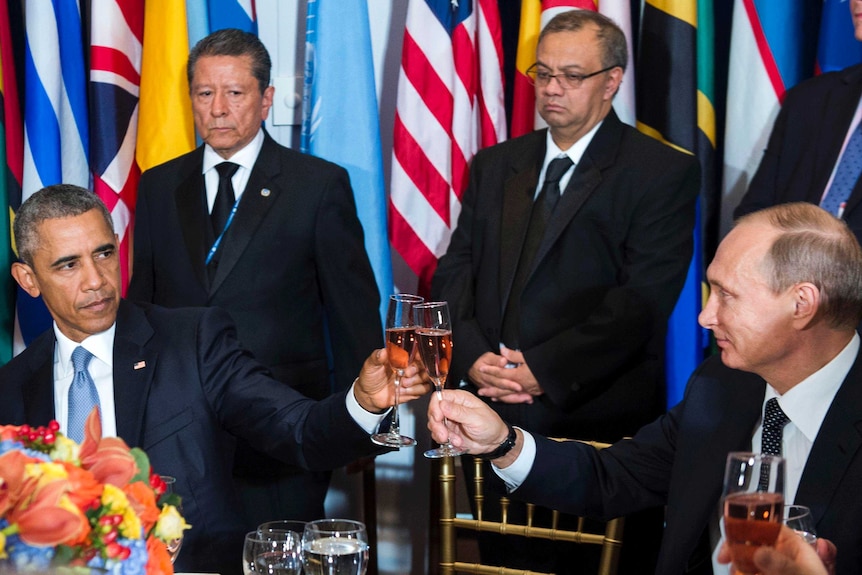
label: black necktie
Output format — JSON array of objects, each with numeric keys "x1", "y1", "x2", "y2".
[
  {"x1": 212, "y1": 162, "x2": 240, "y2": 237},
  {"x1": 759, "y1": 397, "x2": 789, "y2": 491},
  {"x1": 500, "y1": 156, "x2": 574, "y2": 348}
]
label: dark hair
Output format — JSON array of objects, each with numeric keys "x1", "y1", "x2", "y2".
[
  {"x1": 738, "y1": 202, "x2": 862, "y2": 330},
  {"x1": 539, "y1": 9, "x2": 628, "y2": 72},
  {"x1": 187, "y1": 28, "x2": 271, "y2": 94},
  {"x1": 14, "y1": 184, "x2": 114, "y2": 266}
]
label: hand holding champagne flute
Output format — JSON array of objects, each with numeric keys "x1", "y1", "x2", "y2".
[
  {"x1": 371, "y1": 294, "x2": 423, "y2": 447},
  {"x1": 414, "y1": 301, "x2": 466, "y2": 458},
  {"x1": 723, "y1": 452, "x2": 786, "y2": 574}
]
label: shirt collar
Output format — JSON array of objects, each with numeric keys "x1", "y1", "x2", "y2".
[
  {"x1": 54, "y1": 323, "x2": 116, "y2": 375},
  {"x1": 543, "y1": 120, "x2": 603, "y2": 167},
  {"x1": 202, "y1": 128, "x2": 264, "y2": 175},
  {"x1": 765, "y1": 332, "x2": 859, "y2": 442}
]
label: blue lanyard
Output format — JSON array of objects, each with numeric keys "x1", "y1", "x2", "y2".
[{"x1": 205, "y1": 197, "x2": 241, "y2": 265}]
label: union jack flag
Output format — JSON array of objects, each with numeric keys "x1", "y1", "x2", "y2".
[
  {"x1": 388, "y1": 0, "x2": 506, "y2": 295},
  {"x1": 90, "y1": 0, "x2": 144, "y2": 292}
]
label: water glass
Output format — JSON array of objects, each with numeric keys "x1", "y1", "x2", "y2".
[
  {"x1": 302, "y1": 519, "x2": 368, "y2": 575},
  {"x1": 783, "y1": 504, "x2": 817, "y2": 546}
]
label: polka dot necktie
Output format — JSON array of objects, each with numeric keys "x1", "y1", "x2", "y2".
[
  {"x1": 761, "y1": 397, "x2": 789, "y2": 456},
  {"x1": 759, "y1": 397, "x2": 789, "y2": 491},
  {"x1": 821, "y1": 122, "x2": 862, "y2": 217}
]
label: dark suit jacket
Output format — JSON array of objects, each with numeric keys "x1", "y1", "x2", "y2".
[
  {"x1": 735, "y1": 63, "x2": 862, "y2": 243},
  {"x1": 0, "y1": 301, "x2": 384, "y2": 575},
  {"x1": 432, "y1": 111, "x2": 700, "y2": 440},
  {"x1": 517, "y1": 354, "x2": 862, "y2": 575},
  {"x1": 128, "y1": 131, "x2": 382, "y2": 399}
]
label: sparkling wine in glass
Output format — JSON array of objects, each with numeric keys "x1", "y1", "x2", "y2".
[
  {"x1": 159, "y1": 475, "x2": 183, "y2": 563},
  {"x1": 371, "y1": 294, "x2": 423, "y2": 448},
  {"x1": 722, "y1": 452, "x2": 786, "y2": 574},
  {"x1": 414, "y1": 301, "x2": 466, "y2": 458},
  {"x1": 302, "y1": 519, "x2": 369, "y2": 575}
]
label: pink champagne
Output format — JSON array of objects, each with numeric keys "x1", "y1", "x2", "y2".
[
  {"x1": 386, "y1": 327, "x2": 415, "y2": 371},
  {"x1": 416, "y1": 328, "x2": 453, "y2": 381},
  {"x1": 724, "y1": 492, "x2": 784, "y2": 574}
]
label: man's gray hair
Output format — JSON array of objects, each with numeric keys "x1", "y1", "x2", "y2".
[
  {"x1": 14, "y1": 184, "x2": 114, "y2": 266},
  {"x1": 187, "y1": 28, "x2": 271, "y2": 94},
  {"x1": 738, "y1": 202, "x2": 862, "y2": 330},
  {"x1": 539, "y1": 9, "x2": 628, "y2": 72}
]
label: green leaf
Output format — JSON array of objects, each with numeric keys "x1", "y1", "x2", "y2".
[{"x1": 129, "y1": 447, "x2": 151, "y2": 484}]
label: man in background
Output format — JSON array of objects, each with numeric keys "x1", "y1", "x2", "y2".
[
  {"x1": 431, "y1": 202, "x2": 862, "y2": 575},
  {"x1": 128, "y1": 29, "x2": 382, "y2": 527},
  {"x1": 431, "y1": 9, "x2": 699, "y2": 573},
  {"x1": 736, "y1": 0, "x2": 862, "y2": 245}
]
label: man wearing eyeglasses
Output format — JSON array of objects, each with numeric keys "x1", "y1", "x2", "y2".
[{"x1": 431, "y1": 9, "x2": 699, "y2": 574}]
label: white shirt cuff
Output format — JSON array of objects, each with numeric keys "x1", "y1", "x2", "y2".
[
  {"x1": 492, "y1": 427, "x2": 536, "y2": 491},
  {"x1": 346, "y1": 381, "x2": 390, "y2": 434}
]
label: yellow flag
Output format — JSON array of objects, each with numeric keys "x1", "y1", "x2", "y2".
[{"x1": 137, "y1": 0, "x2": 195, "y2": 172}]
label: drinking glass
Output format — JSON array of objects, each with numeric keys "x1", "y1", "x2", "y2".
[
  {"x1": 159, "y1": 475, "x2": 183, "y2": 564},
  {"x1": 722, "y1": 452, "x2": 786, "y2": 574},
  {"x1": 371, "y1": 294, "x2": 424, "y2": 448},
  {"x1": 259, "y1": 520, "x2": 308, "y2": 539},
  {"x1": 243, "y1": 529, "x2": 303, "y2": 575},
  {"x1": 301, "y1": 519, "x2": 369, "y2": 575},
  {"x1": 783, "y1": 504, "x2": 817, "y2": 546},
  {"x1": 414, "y1": 301, "x2": 465, "y2": 458}
]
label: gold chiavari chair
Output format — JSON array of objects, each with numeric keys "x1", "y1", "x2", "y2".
[{"x1": 438, "y1": 440, "x2": 624, "y2": 575}]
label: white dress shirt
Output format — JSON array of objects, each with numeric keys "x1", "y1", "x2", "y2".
[
  {"x1": 202, "y1": 128, "x2": 265, "y2": 212},
  {"x1": 537, "y1": 122, "x2": 602, "y2": 200}
]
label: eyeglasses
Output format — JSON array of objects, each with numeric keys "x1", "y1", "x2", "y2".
[{"x1": 525, "y1": 63, "x2": 619, "y2": 90}]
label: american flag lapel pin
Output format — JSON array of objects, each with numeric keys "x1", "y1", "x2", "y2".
[{"x1": 133, "y1": 360, "x2": 146, "y2": 370}]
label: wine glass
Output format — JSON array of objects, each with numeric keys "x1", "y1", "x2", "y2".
[
  {"x1": 159, "y1": 475, "x2": 183, "y2": 563},
  {"x1": 259, "y1": 520, "x2": 308, "y2": 538},
  {"x1": 371, "y1": 294, "x2": 424, "y2": 448},
  {"x1": 414, "y1": 301, "x2": 466, "y2": 458},
  {"x1": 783, "y1": 504, "x2": 817, "y2": 546},
  {"x1": 722, "y1": 452, "x2": 786, "y2": 574},
  {"x1": 301, "y1": 519, "x2": 369, "y2": 575},
  {"x1": 244, "y1": 529, "x2": 303, "y2": 575}
]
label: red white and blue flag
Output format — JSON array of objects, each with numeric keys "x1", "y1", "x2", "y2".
[
  {"x1": 89, "y1": 0, "x2": 144, "y2": 292},
  {"x1": 389, "y1": 0, "x2": 506, "y2": 294}
]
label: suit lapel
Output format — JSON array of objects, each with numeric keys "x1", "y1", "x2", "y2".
[
  {"x1": 795, "y1": 350, "x2": 862, "y2": 526},
  {"x1": 112, "y1": 301, "x2": 158, "y2": 448},
  {"x1": 22, "y1": 332, "x2": 57, "y2": 425},
  {"x1": 210, "y1": 134, "x2": 281, "y2": 294},
  {"x1": 174, "y1": 148, "x2": 210, "y2": 289}
]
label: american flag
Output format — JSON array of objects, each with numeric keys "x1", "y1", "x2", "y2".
[
  {"x1": 388, "y1": 0, "x2": 506, "y2": 295},
  {"x1": 89, "y1": 0, "x2": 144, "y2": 291}
]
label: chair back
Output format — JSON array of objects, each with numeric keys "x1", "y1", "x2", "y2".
[{"x1": 438, "y1": 440, "x2": 624, "y2": 575}]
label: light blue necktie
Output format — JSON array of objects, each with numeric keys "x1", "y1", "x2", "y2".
[
  {"x1": 821, "y1": 122, "x2": 862, "y2": 217},
  {"x1": 68, "y1": 346, "x2": 101, "y2": 443}
]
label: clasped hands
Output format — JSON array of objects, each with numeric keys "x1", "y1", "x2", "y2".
[{"x1": 467, "y1": 345, "x2": 543, "y2": 404}]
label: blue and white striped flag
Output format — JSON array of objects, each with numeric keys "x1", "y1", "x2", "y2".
[
  {"x1": 19, "y1": 0, "x2": 90, "y2": 349},
  {"x1": 301, "y1": 0, "x2": 393, "y2": 321},
  {"x1": 208, "y1": 0, "x2": 256, "y2": 34}
]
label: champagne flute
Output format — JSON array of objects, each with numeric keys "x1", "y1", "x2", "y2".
[
  {"x1": 414, "y1": 301, "x2": 466, "y2": 458},
  {"x1": 159, "y1": 475, "x2": 183, "y2": 563},
  {"x1": 302, "y1": 519, "x2": 369, "y2": 575},
  {"x1": 722, "y1": 452, "x2": 786, "y2": 574},
  {"x1": 371, "y1": 294, "x2": 424, "y2": 447},
  {"x1": 783, "y1": 504, "x2": 817, "y2": 546}
]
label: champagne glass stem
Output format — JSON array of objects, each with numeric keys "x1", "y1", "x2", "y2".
[
  {"x1": 388, "y1": 370, "x2": 404, "y2": 440},
  {"x1": 434, "y1": 380, "x2": 456, "y2": 449}
]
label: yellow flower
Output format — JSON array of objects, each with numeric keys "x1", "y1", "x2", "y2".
[
  {"x1": 0, "y1": 531, "x2": 7, "y2": 560},
  {"x1": 154, "y1": 505, "x2": 191, "y2": 542},
  {"x1": 49, "y1": 435, "x2": 80, "y2": 463},
  {"x1": 119, "y1": 506, "x2": 142, "y2": 539},
  {"x1": 101, "y1": 483, "x2": 131, "y2": 513},
  {"x1": 24, "y1": 462, "x2": 68, "y2": 483}
]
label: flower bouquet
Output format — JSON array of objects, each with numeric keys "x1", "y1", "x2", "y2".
[{"x1": 0, "y1": 409, "x2": 190, "y2": 574}]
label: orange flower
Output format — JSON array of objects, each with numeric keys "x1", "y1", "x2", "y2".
[
  {"x1": 145, "y1": 534, "x2": 173, "y2": 575},
  {"x1": 124, "y1": 481, "x2": 160, "y2": 533},
  {"x1": 0, "y1": 450, "x2": 39, "y2": 515},
  {"x1": 12, "y1": 480, "x2": 89, "y2": 546},
  {"x1": 60, "y1": 462, "x2": 103, "y2": 511},
  {"x1": 78, "y1": 409, "x2": 138, "y2": 487}
]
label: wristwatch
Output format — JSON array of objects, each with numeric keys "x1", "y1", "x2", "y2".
[{"x1": 476, "y1": 423, "x2": 517, "y2": 460}]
